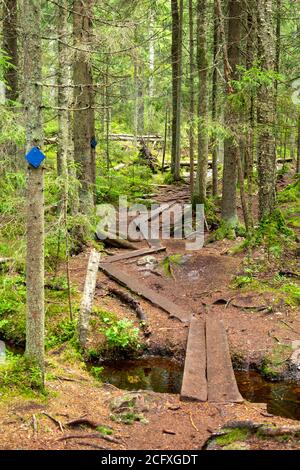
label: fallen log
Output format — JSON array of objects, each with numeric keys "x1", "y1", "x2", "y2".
[
  {"x1": 78, "y1": 249, "x2": 101, "y2": 349},
  {"x1": 95, "y1": 229, "x2": 139, "y2": 250}
]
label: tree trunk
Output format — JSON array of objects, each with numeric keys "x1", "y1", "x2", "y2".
[
  {"x1": 194, "y1": 0, "x2": 209, "y2": 204},
  {"x1": 23, "y1": 0, "x2": 45, "y2": 380},
  {"x1": 219, "y1": 0, "x2": 241, "y2": 227},
  {"x1": 73, "y1": 0, "x2": 95, "y2": 213},
  {"x1": 2, "y1": 0, "x2": 18, "y2": 102},
  {"x1": 212, "y1": 0, "x2": 219, "y2": 198},
  {"x1": 171, "y1": 0, "x2": 183, "y2": 181},
  {"x1": 256, "y1": 0, "x2": 277, "y2": 219},
  {"x1": 188, "y1": 0, "x2": 195, "y2": 196},
  {"x1": 57, "y1": 0, "x2": 69, "y2": 215}
]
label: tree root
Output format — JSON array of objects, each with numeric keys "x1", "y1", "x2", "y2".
[{"x1": 108, "y1": 287, "x2": 151, "y2": 336}]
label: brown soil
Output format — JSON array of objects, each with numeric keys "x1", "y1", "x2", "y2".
[{"x1": 0, "y1": 174, "x2": 299, "y2": 451}]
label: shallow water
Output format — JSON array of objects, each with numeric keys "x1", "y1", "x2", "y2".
[
  {"x1": 100, "y1": 358, "x2": 300, "y2": 420},
  {"x1": 235, "y1": 370, "x2": 300, "y2": 421},
  {"x1": 100, "y1": 357, "x2": 183, "y2": 394}
]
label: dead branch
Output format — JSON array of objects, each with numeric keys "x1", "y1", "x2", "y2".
[{"x1": 57, "y1": 433, "x2": 120, "y2": 444}]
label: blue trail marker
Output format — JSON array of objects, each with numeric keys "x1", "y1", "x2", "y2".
[{"x1": 25, "y1": 147, "x2": 46, "y2": 168}]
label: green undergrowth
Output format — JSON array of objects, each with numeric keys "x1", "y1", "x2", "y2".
[
  {"x1": 87, "y1": 308, "x2": 143, "y2": 360},
  {"x1": 231, "y1": 272, "x2": 300, "y2": 307},
  {"x1": 0, "y1": 354, "x2": 46, "y2": 397},
  {"x1": 277, "y1": 176, "x2": 300, "y2": 204},
  {"x1": 211, "y1": 220, "x2": 247, "y2": 241},
  {"x1": 0, "y1": 271, "x2": 80, "y2": 347}
]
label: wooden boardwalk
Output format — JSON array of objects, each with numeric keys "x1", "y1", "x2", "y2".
[{"x1": 181, "y1": 315, "x2": 243, "y2": 403}]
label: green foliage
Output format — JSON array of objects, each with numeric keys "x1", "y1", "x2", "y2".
[
  {"x1": 95, "y1": 160, "x2": 153, "y2": 204},
  {"x1": 90, "y1": 365, "x2": 104, "y2": 379},
  {"x1": 161, "y1": 254, "x2": 183, "y2": 277},
  {"x1": 0, "y1": 354, "x2": 44, "y2": 396},
  {"x1": 96, "y1": 425, "x2": 113, "y2": 435},
  {"x1": 45, "y1": 319, "x2": 77, "y2": 350},
  {"x1": 0, "y1": 274, "x2": 26, "y2": 344},
  {"x1": 277, "y1": 177, "x2": 300, "y2": 204},
  {"x1": 243, "y1": 209, "x2": 296, "y2": 257},
  {"x1": 102, "y1": 319, "x2": 141, "y2": 351}
]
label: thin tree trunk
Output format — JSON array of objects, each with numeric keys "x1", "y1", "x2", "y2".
[
  {"x1": 73, "y1": 0, "x2": 95, "y2": 213},
  {"x1": 171, "y1": 0, "x2": 182, "y2": 181},
  {"x1": 162, "y1": 107, "x2": 168, "y2": 172},
  {"x1": 24, "y1": 0, "x2": 45, "y2": 380},
  {"x1": 219, "y1": 0, "x2": 241, "y2": 227},
  {"x1": 212, "y1": 0, "x2": 219, "y2": 198},
  {"x1": 57, "y1": 0, "x2": 69, "y2": 214},
  {"x1": 188, "y1": 0, "x2": 195, "y2": 196},
  {"x1": 194, "y1": 0, "x2": 209, "y2": 204},
  {"x1": 2, "y1": 0, "x2": 18, "y2": 102},
  {"x1": 256, "y1": 0, "x2": 277, "y2": 219}
]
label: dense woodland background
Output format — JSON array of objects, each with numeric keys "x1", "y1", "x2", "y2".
[{"x1": 0, "y1": 0, "x2": 299, "y2": 391}]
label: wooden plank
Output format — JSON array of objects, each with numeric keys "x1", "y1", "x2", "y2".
[
  {"x1": 206, "y1": 316, "x2": 243, "y2": 403},
  {"x1": 99, "y1": 263, "x2": 190, "y2": 323},
  {"x1": 101, "y1": 246, "x2": 166, "y2": 264},
  {"x1": 180, "y1": 317, "x2": 207, "y2": 402},
  {"x1": 78, "y1": 250, "x2": 101, "y2": 349}
]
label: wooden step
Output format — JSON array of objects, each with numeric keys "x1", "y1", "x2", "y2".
[
  {"x1": 99, "y1": 263, "x2": 190, "y2": 323},
  {"x1": 180, "y1": 316, "x2": 207, "y2": 402},
  {"x1": 206, "y1": 315, "x2": 243, "y2": 403},
  {"x1": 101, "y1": 246, "x2": 165, "y2": 264}
]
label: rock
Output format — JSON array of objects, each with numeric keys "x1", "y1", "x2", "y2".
[
  {"x1": 187, "y1": 270, "x2": 200, "y2": 281},
  {"x1": 137, "y1": 256, "x2": 158, "y2": 266}
]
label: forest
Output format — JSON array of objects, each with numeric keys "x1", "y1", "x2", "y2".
[{"x1": 0, "y1": 0, "x2": 300, "y2": 455}]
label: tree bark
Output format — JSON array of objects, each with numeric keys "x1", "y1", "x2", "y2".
[
  {"x1": 57, "y1": 0, "x2": 69, "y2": 215},
  {"x1": 194, "y1": 0, "x2": 209, "y2": 204},
  {"x1": 212, "y1": 0, "x2": 219, "y2": 198},
  {"x1": 171, "y1": 0, "x2": 183, "y2": 181},
  {"x1": 73, "y1": 0, "x2": 95, "y2": 213},
  {"x1": 220, "y1": 0, "x2": 241, "y2": 227},
  {"x1": 188, "y1": 0, "x2": 195, "y2": 196},
  {"x1": 2, "y1": 0, "x2": 18, "y2": 102},
  {"x1": 256, "y1": 0, "x2": 277, "y2": 219},
  {"x1": 23, "y1": 0, "x2": 45, "y2": 379}
]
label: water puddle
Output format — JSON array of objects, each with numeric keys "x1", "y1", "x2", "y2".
[
  {"x1": 100, "y1": 359, "x2": 300, "y2": 420},
  {"x1": 235, "y1": 371, "x2": 300, "y2": 421},
  {"x1": 100, "y1": 357, "x2": 183, "y2": 394}
]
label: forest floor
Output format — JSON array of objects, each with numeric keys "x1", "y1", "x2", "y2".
[{"x1": 0, "y1": 173, "x2": 299, "y2": 451}]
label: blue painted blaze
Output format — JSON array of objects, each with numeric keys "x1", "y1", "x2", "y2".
[{"x1": 25, "y1": 147, "x2": 46, "y2": 168}]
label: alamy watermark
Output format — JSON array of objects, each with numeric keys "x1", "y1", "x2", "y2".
[{"x1": 96, "y1": 197, "x2": 204, "y2": 250}]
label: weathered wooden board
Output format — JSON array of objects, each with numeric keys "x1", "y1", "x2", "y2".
[
  {"x1": 180, "y1": 316, "x2": 207, "y2": 402},
  {"x1": 101, "y1": 246, "x2": 165, "y2": 264},
  {"x1": 99, "y1": 263, "x2": 190, "y2": 323},
  {"x1": 206, "y1": 315, "x2": 243, "y2": 403}
]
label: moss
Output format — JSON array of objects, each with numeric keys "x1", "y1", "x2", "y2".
[
  {"x1": 215, "y1": 428, "x2": 250, "y2": 446},
  {"x1": 261, "y1": 344, "x2": 292, "y2": 380}
]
